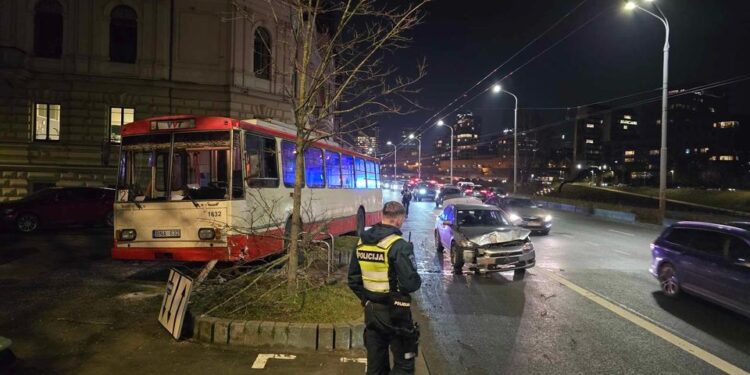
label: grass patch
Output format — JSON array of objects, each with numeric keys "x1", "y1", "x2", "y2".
[{"x1": 614, "y1": 186, "x2": 750, "y2": 213}]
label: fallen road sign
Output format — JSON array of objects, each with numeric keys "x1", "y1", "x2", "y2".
[{"x1": 158, "y1": 269, "x2": 193, "y2": 340}]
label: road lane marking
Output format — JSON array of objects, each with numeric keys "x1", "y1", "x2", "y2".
[
  {"x1": 251, "y1": 354, "x2": 296, "y2": 369},
  {"x1": 539, "y1": 269, "x2": 749, "y2": 375},
  {"x1": 613, "y1": 249, "x2": 630, "y2": 256},
  {"x1": 608, "y1": 229, "x2": 635, "y2": 237},
  {"x1": 585, "y1": 241, "x2": 601, "y2": 247},
  {"x1": 340, "y1": 357, "x2": 367, "y2": 364}
]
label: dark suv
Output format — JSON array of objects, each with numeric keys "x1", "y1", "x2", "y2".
[
  {"x1": 413, "y1": 182, "x2": 437, "y2": 202},
  {"x1": 650, "y1": 221, "x2": 750, "y2": 317}
]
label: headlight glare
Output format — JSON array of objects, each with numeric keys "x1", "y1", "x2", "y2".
[
  {"x1": 119, "y1": 229, "x2": 137, "y2": 241},
  {"x1": 198, "y1": 228, "x2": 216, "y2": 240},
  {"x1": 544, "y1": 215, "x2": 552, "y2": 222},
  {"x1": 508, "y1": 213, "x2": 520, "y2": 222},
  {"x1": 419, "y1": 188, "x2": 427, "y2": 194}
]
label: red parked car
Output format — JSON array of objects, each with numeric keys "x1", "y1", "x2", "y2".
[{"x1": 0, "y1": 187, "x2": 115, "y2": 233}]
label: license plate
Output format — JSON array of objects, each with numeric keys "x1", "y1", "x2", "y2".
[
  {"x1": 496, "y1": 257, "x2": 519, "y2": 265},
  {"x1": 153, "y1": 229, "x2": 181, "y2": 238},
  {"x1": 526, "y1": 222, "x2": 542, "y2": 227}
]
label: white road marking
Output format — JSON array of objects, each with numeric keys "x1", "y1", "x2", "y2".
[
  {"x1": 251, "y1": 354, "x2": 297, "y2": 369},
  {"x1": 340, "y1": 357, "x2": 367, "y2": 364},
  {"x1": 585, "y1": 241, "x2": 601, "y2": 247},
  {"x1": 539, "y1": 269, "x2": 749, "y2": 375},
  {"x1": 613, "y1": 249, "x2": 630, "y2": 256},
  {"x1": 608, "y1": 229, "x2": 635, "y2": 237}
]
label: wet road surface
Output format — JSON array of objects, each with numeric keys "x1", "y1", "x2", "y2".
[{"x1": 393, "y1": 191, "x2": 750, "y2": 375}]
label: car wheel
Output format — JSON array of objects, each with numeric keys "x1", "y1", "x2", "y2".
[
  {"x1": 104, "y1": 211, "x2": 114, "y2": 227},
  {"x1": 451, "y1": 244, "x2": 464, "y2": 274},
  {"x1": 513, "y1": 268, "x2": 526, "y2": 281},
  {"x1": 435, "y1": 231, "x2": 444, "y2": 252},
  {"x1": 16, "y1": 213, "x2": 39, "y2": 233},
  {"x1": 541, "y1": 229, "x2": 550, "y2": 236},
  {"x1": 658, "y1": 263, "x2": 680, "y2": 298}
]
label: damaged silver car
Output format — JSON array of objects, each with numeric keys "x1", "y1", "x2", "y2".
[{"x1": 434, "y1": 203, "x2": 535, "y2": 278}]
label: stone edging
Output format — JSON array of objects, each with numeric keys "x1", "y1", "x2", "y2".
[{"x1": 188, "y1": 312, "x2": 365, "y2": 351}]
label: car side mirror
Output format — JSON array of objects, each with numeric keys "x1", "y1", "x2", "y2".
[{"x1": 442, "y1": 220, "x2": 452, "y2": 227}]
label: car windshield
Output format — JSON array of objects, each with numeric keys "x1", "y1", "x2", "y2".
[
  {"x1": 117, "y1": 131, "x2": 231, "y2": 202},
  {"x1": 457, "y1": 209, "x2": 510, "y2": 227}
]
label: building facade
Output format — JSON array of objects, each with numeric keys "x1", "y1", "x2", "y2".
[
  {"x1": 454, "y1": 112, "x2": 480, "y2": 158},
  {"x1": 0, "y1": 0, "x2": 302, "y2": 201}
]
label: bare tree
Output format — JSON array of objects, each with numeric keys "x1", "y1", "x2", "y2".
[{"x1": 258, "y1": 0, "x2": 429, "y2": 290}]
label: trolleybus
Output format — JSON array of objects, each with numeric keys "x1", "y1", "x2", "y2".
[{"x1": 112, "y1": 115, "x2": 383, "y2": 262}]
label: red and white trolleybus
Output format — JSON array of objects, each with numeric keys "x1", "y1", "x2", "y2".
[{"x1": 112, "y1": 115, "x2": 383, "y2": 262}]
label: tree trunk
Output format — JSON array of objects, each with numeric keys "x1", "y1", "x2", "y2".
[{"x1": 287, "y1": 137, "x2": 305, "y2": 292}]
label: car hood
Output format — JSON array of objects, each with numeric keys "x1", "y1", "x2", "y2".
[
  {"x1": 458, "y1": 226, "x2": 530, "y2": 245},
  {"x1": 507, "y1": 207, "x2": 548, "y2": 219}
]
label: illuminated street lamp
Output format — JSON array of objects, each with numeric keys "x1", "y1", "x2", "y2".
[
  {"x1": 493, "y1": 84, "x2": 519, "y2": 193},
  {"x1": 408, "y1": 133, "x2": 422, "y2": 180},
  {"x1": 386, "y1": 141, "x2": 397, "y2": 177},
  {"x1": 625, "y1": 0, "x2": 670, "y2": 222},
  {"x1": 437, "y1": 120, "x2": 454, "y2": 183}
]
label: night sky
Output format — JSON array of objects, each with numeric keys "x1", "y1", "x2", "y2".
[{"x1": 379, "y1": 0, "x2": 750, "y2": 155}]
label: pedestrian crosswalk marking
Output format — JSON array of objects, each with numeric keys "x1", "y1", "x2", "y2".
[{"x1": 251, "y1": 354, "x2": 297, "y2": 369}]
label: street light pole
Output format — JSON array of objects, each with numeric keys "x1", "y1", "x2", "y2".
[
  {"x1": 493, "y1": 84, "x2": 519, "y2": 194},
  {"x1": 409, "y1": 133, "x2": 421, "y2": 180},
  {"x1": 626, "y1": 0, "x2": 670, "y2": 222},
  {"x1": 437, "y1": 120, "x2": 454, "y2": 183},
  {"x1": 387, "y1": 141, "x2": 397, "y2": 178}
]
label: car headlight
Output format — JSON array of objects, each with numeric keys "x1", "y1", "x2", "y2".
[
  {"x1": 419, "y1": 188, "x2": 427, "y2": 194},
  {"x1": 544, "y1": 215, "x2": 552, "y2": 222},
  {"x1": 522, "y1": 240, "x2": 534, "y2": 253},
  {"x1": 198, "y1": 228, "x2": 216, "y2": 240},
  {"x1": 119, "y1": 229, "x2": 137, "y2": 241},
  {"x1": 458, "y1": 239, "x2": 477, "y2": 248},
  {"x1": 508, "y1": 213, "x2": 520, "y2": 222}
]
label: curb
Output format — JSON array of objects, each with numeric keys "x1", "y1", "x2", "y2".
[
  {"x1": 535, "y1": 199, "x2": 668, "y2": 227},
  {"x1": 187, "y1": 312, "x2": 365, "y2": 351}
]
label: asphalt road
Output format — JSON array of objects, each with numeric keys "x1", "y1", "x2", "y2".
[{"x1": 392, "y1": 191, "x2": 750, "y2": 375}]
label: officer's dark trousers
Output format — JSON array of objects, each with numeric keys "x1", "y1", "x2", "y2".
[{"x1": 364, "y1": 302, "x2": 415, "y2": 375}]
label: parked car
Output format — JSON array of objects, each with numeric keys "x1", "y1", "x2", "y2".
[
  {"x1": 486, "y1": 197, "x2": 552, "y2": 235},
  {"x1": 435, "y1": 185, "x2": 463, "y2": 207},
  {"x1": 0, "y1": 187, "x2": 115, "y2": 233},
  {"x1": 649, "y1": 221, "x2": 750, "y2": 318},
  {"x1": 413, "y1": 182, "x2": 438, "y2": 201},
  {"x1": 434, "y1": 202, "x2": 534, "y2": 278}
]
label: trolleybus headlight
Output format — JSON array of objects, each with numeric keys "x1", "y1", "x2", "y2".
[
  {"x1": 198, "y1": 228, "x2": 216, "y2": 240},
  {"x1": 119, "y1": 229, "x2": 137, "y2": 241}
]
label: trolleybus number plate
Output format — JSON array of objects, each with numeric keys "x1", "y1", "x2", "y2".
[{"x1": 153, "y1": 229, "x2": 181, "y2": 238}]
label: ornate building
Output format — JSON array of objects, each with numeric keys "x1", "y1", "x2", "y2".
[{"x1": 0, "y1": 0, "x2": 301, "y2": 201}]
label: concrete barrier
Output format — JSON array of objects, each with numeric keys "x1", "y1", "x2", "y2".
[
  {"x1": 593, "y1": 208, "x2": 636, "y2": 223},
  {"x1": 190, "y1": 312, "x2": 365, "y2": 350}
]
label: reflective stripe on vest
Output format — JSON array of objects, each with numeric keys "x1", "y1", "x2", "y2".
[{"x1": 356, "y1": 234, "x2": 402, "y2": 293}]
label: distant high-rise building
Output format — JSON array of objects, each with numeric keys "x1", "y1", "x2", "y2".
[
  {"x1": 355, "y1": 126, "x2": 379, "y2": 156},
  {"x1": 454, "y1": 112, "x2": 481, "y2": 158}
]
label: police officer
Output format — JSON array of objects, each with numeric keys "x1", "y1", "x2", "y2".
[{"x1": 348, "y1": 201, "x2": 422, "y2": 375}]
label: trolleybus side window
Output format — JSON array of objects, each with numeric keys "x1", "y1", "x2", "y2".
[
  {"x1": 281, "y1": 140, "x2": 299, "y2": 188},
  {"x1": 354, "y1": 157, "x2": 367, "y2": 189},
  {"x1": 375, "y1": 162, "x2": 380, "y2": 188},
  {"x1": 232, "y1": 131, "x2": 244, "y2": 198},
  {"x1": 365, "y1": 160, "x2": 376, "y2": 188},
  {"x1": 245, "y1": 133, "x2": 279, "y2": 188},
  {"x1": 305, "y1": 147, "x2": 325, "y2": 188},
  {"x1": 341, "y1": 154, "x2": 355, "y2": 188},
  {"x1": 325, "y1": 151, "x2": 342, "y2": 188}
]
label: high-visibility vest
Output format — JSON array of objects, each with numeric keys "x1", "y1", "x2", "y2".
[{"x1": 356, "y1": 234, "x2": 402, "y2": 293}]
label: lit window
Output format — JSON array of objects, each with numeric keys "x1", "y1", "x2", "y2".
[
  {"x1": 110, "y1": 107, "x2": 135, "y2": 143},
  {"x1": 623, "y1": 125, "x2": 628, "y2": 130},
  {"x1": 649, "y1": 150, "x2": 659, "y2": 156},
  {"x1": 700, "y1": 147, "x2": 709, "y2": 154},
  {"x1": 624, "y1": 150, "x2": 635, "y2": 156},
  {"x1": 34, "y1": 103, "x2": 61, "y2": 141},
  {"x1": 585, "y1": 139, "x2": 594, "y2": 144},
  {"x1": 586, "y1": 124, "x2": 595, "y2": 129},
  {"x1": 684, "y1": 148, "x2": 691, "y2": 155},
  {"x1": 719, "y1": 155, "x2": 735, "y2": 161},
  {"x1": 624, "y1": 158, "x2": 634, "y2": 163},
  {"x1": 624, "y1": 115, "x2": 632, "y2": 120},
  {"x1": 713, "y1": 121, "x2": 738, "y2": 129}
]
